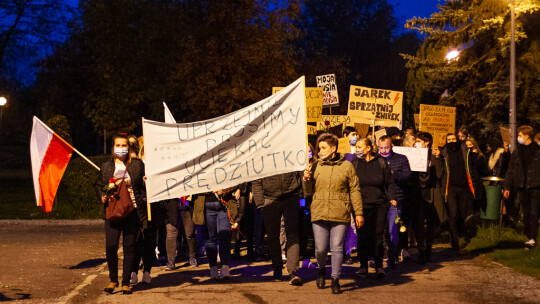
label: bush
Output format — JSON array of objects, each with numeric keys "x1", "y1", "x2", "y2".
[{"x1": 55, "y1": 154, "x2": 110, "y2": 219}]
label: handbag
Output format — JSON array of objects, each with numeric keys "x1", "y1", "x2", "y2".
[{"x1": 106, "y1": 176, "x2": 135, "y2": 221}]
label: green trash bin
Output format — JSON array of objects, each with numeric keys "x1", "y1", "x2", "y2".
[{"x1": 480, "y1": 185, "x2": 501, "y2": 220}]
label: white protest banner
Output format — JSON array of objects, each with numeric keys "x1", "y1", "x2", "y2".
[
  {"x1": 143, "y1": 77, "x2": 308, "y2": 203},
  {"x1": 273, "y1": 87, "x2": 323, "y2": 123},
  {"x1": 163, "y1": 102, "x2": 177, "y2": 123},
  {"x1": 316, "y1": 74, "x2": 339, "y2": 107},
  {"x1": 393, "y1": 146, "x2": 429, "y2": 172},
  {"x1": 348, "y1": 85, "x2": 403, "y2": 128}
]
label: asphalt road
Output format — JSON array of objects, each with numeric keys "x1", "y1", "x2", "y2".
[{"x1": 1, "y1": 220, "x2": 539, "y2": 304}]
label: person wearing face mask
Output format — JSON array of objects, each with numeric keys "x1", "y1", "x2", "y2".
[
  {"x1": 343, "y1": 126, "x2": 359, "y2": 162},
  {"x1": 440, "y1": 132, "x2": 479, "y2": 251},
  {"x1": 94, "y1": 134, "x2": 146, "y2": 294},
  {"x1": 376, "y1": 135, "x2": 411, "y2": 269},
  {"x1": 352, "y1": 137, "x2": 396, "y2": 278},
  {"x1": 504, "y1": 126, "x2": 540, "y2": 249},
  {"x1": 408, "y1": 132, "x2": 444, "y2": 264},
  {"x1": 303, "y1": 133, "x2": 363, "y2": 294}
]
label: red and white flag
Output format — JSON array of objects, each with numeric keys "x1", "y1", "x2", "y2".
[{"x1": 30, "y1": 117, "x2": 73, "y2": 213}]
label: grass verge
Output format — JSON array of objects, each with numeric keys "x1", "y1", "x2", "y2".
[{"x1": 465, "y1": 222, "x2": 540, "y2": 280}]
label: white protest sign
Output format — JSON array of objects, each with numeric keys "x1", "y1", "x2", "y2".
[
  {"x1": 316, "y1": 74, "x2": 339, "y2": 107},
  {"x1": 143, "y1": 77, "x2": 308, "y2": 203},
  {"x1": 393, "y1": 146, "x2": 429, "y2": 172}
]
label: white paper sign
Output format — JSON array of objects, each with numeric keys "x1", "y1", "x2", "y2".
[
  {"x1": 143, "y1": 77, "x2": 308, "y2": 203},
  {"x1": 316, "y1": 74, "x2": 339, "y2": 107},
  {"x1": 392, "y1": 146, "x2": 429, "y2": 172}
]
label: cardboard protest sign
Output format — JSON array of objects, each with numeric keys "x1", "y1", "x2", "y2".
[
  {"x1": 419, "y1": 104, "x2": 456, "y2": 147},
  {"x1": 316, "y1": 74, "x2": 339, "y2": 108},
  {"x1": 144, "y1": 77, "x2": 308, "y2": 203},
  {"x1": 347, "y1": 85, "x2": 403, "y2": 128},
  {"x1": 317, "y1": 115, "x2": 351, "y2": 130},
  {"x1": 500, "y1": 126, "x2": 511, "y2": 145},
  {"x1": 337, "y1": 137, "x2": 352, "y2": 155},
  {"x1": 374, "y1": 129, "x2": 387, "y2": 142},
  {"x1": 273, "y1": 87, "x2": 323, "y2": 123},
  {"x1": 393, "y1": 146, "x2": 429, "y2": 172},
  {"x1": 307, "y1": 125, "x2": 317, "y2": 135},
  {"x1": 342, "y1": 122, "x2": 370, "y2": 138}
]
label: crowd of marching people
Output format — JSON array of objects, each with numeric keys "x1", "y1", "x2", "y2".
[{"x1": 94, "y1": 124, "x2": 540, "y2": 295}]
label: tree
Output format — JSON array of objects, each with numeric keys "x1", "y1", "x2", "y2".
[
  {"x1": 0, "y1": 0, "x2": 73, "y2": 85},
  {"x1": 404, "y1": 0, "x2": 540, "y2": 141}
]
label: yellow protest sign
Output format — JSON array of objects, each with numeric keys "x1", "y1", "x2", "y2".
[
  {"x1": 307, "y1": 125, "x2": 318, "y2": 135},
  {"x1": 419, "y1": 104, "x2": 456, "y2": 147},
  {"x1": 317, "y1": 115, "x2": 351, "y2": 131},
  {"x1": 347, "y1": 85, "x2": 403, "y2": 127},
  {"x1": 273, "y1": 87, "x2": 323, "y2": 123}
]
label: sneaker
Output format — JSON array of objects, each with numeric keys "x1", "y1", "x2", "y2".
[
  {"x1": 210, "y1": 266, "x2": 219, "y2": 280},
  {"x1": 376, "y1": 267, "x2": 385, "y2": 278},
  {"x1": 525, "y1": 239, "x2": 536, "y2": 250},
  {"x1": 189, "y1": 257, "x2": 198, "y2": 267},
  {"x1": 308, "y1": 261, "x2": 318, "y2": 269},
  {"x1": 142, "y1": 271, "x2": 151, "y2": 284},
  {"x1": 368, "y1": 259, "x2": 375, "y2": 268},
  {"x1": 344, "y1": 255, "x2": 354, "y2": 265},
  {"x1": 220, "y1": 265, "x2": 231, "y2": 280},
  {"x1": 289, "y1": 272, "x2": 303, "y2": 286},
  {"x1": 355, "y1": 267, "x2": 368, "y2": 278},
  {"x1": 130, "y1": 272, "x2": 138, "y2": 284},
  {"x1": 282, "y1": 254, "x2": 287, "y2": 262},
  {"x1": 165, "y1": 262, "x2": 176, "y2": 271}
]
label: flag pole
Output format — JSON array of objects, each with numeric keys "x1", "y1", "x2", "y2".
[
  {"x1": 302, "y1": 76, "x2": 311, "y2": 168},
  {"x1": 34, "y1": 116, "x2": 100, "y2": 171},
  {"x1": 142, "y1": 117, "x2": 152, "y2": 222}
]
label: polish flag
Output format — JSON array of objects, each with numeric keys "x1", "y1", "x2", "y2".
[{"x1": 30, "y1": 117, "x2": 73, "y2": 213}]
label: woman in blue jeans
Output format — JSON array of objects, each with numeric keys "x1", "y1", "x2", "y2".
[
  {"x1": 193, "y1": 188, "x2": 237, "y2": 280},
  {"x1": 303, "y1": 133, "x2": 364, "y2": 294}
]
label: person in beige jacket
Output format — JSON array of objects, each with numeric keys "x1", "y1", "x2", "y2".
[{"x1": 303, "y1": 133, "x2": 364, "y2": 294}]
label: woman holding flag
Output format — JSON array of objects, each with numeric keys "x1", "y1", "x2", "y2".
[{"x1": 95, "y1": 134, "x2": 146, "y2": 294}]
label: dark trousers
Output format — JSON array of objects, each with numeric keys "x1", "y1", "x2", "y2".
[
  {"x1": 357, "y1": 204, "x2": 388, "y2": 269},
  {"x1": 105, "y1": 211, "x2": 139, "y2": 286},
  {"x1": 234, "y1": 198, "x2": 254, "y2": 257},
  {"x1": 519, "y1": 189, "x2": 540, "y2": 241},
  {"x1": 134, "y1": 226, "x2": 157, "y2": 273},
  {"x1": 447, "y1": 185, "x2": 471, "y2": 247},
  {"x1": 410, "y1": 199, "x2": 439, "y2": 251},
  {"x1": 261, "y1": 196, "x2": 300, "y2": 274},
  {"x1": 204, "y1": 201, "x2": 231, "y2": 267},
  {"x1": 253, "y1": 206, "x2": 266, "y2": 255},
  {"x1": 179, "y1": 204, "x2": 197, "y2": 259}
]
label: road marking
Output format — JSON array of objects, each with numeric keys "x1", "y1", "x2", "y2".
[{"x1": 56, "y1": 248, "x2": 122, "y2": 304}]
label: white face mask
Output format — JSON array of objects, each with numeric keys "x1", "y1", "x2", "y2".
[
  {"x1": 318, "y1": 152, "x2": 331, "y2": 160},
  {"x1": 414, "y1": 142, "x2": 424, "y2": 148},
  {"x1": 517, "y1": 137, "x2": 525, "y2": 145},
  {"x1": 114, "y1": 147, "x2": 129, "y2": 158}
]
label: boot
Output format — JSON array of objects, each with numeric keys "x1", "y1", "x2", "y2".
[
  {"x1": 331, "y1": 278, "x2": 342, "y2": 294},
  {"x1": 316, "y1": 267, "x2": 326, "y2": 289}
]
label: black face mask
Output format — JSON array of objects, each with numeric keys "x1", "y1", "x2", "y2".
[{"x1": 447, "y1": 141, "x2": 461, "y2": 151}]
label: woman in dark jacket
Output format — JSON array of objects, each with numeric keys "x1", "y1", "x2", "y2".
[
  {"x1": 95, "y1": 134, "x2": 146, "y2": 294},
  {"x1": 352, "y1": 137, "x2": 396, "y2": 278}
]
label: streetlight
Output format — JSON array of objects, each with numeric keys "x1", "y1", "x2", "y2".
[
  {"x1": 0, "y1": 96, "x2": 6, "y2": 123},
  {"x1": 509, "y1": 0, "x2": 516, "y2": 152},
  {"x1": 446, "y1": 50, "x2": 460, "y2": 62}
]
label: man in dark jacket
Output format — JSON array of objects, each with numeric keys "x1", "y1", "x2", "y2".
[
  {"x1": 440, "y1": 133, "x2": 478, "y2": 251},
  {"x1": 252, "y1": 172, "x2": 303, "y2": 285},
  {"x1": 504, "y1": 126, "x2": 540, "y2": 249},
  {"x1": 378, "y1": 135, "x2": 411, "y2": 268}
]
